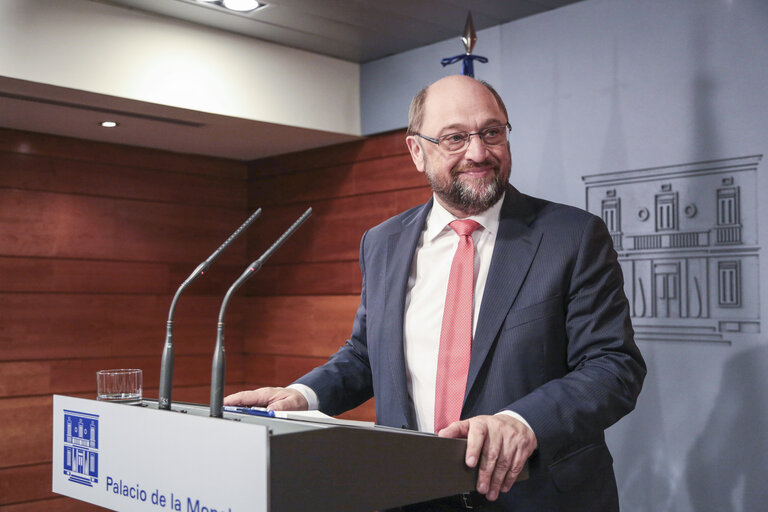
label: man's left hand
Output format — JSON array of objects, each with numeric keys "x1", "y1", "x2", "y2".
[{"x1": 438, "y1": 414, "x2": 537, "y2": 501}]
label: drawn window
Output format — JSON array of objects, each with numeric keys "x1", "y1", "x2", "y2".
[
  {"x1": 655, "y1": 193, "x2": 678, "y2": 232},
  {"x1": 656, "y1": 273, "x2": 677, "y2": 300},
  {"x1": 601, "y1": 198, "x2": 621, "y2": 233},
  {"x1": 717, "y1": 187, "x2": 740, "y2": 226},
  {"x1": 718, "y1": 261, "x2": 741, "y2": 307}
]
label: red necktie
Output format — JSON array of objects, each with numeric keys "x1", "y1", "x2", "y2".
[{"x1": 434, "y1": 219, "x2": 481, "y2": 433}]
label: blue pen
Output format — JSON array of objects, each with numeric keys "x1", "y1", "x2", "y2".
[{"x1": 223, "y1": 406, "x2": 275, "y2": 417}]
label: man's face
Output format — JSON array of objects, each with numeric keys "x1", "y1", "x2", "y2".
[{"x1": 406, "y1": 76, "x2": 512, "y2": 217}]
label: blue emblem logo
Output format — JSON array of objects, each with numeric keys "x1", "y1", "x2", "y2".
[{"x1": 63, "y1": 409, "x2": 99, "y2": 486}]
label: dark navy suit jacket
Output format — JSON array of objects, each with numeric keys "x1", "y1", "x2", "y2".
[{"x1": 297, "y1": 185, "x2": 646, "y2": 511}]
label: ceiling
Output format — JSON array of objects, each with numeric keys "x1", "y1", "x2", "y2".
[
  {"x1": 100, "y1": 0, "x2": 584, "y2": 63},
  {"x1": 1, "y1": 0, "x2": 585, "y2": 161}
]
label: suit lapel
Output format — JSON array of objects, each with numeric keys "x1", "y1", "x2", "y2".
[
  {"x1": 465, "y1": 187, "x2": 543, "y2": 403},
  {"x1": 381, "y1": 199, "x2": 432, "y2": 428}
]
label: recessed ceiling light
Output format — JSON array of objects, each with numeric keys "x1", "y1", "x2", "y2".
[
  {"x1": 221, "y1": 0, "x2": 263, "y2": 12},
  {"x1": 100, "y1": 121, "x2": 119, "y2": 128},
  {"x1": 193, "y1": 0, "x2": 266, "y2": 14}
]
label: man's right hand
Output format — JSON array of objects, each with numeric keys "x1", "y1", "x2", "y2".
[{"x1": 223, "y1": 387, "x2": 308, "y2": 411}]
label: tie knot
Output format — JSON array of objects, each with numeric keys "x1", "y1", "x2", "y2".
[{"x1": 449, "y1": 219, "x2": 481, "y2": 238}]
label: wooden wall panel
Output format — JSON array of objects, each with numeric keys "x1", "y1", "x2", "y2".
[
  {"x1": 246, "y1": 187, "x2": 431, "y2": 265},
  {"x1": 245, "y1": 354, "x2": 331, "y2": 385},
  {"x1": 244, "y1": 296, "x2": 359, "y2": 357},
  {"x1": 0, "y1": 129, "x2": 249, "y2": 511},
  {"x1": 1, "y1": 496, "x2": 106, "y2": 512},
  {"x1": 0, "y1": 295, "x2": 245, "y2": 360},
  {"x1": 0, "y1": 128, "x2": 247, "y2": 180},
  {"x1": 247, "y1": 260, "x2": 361, "y2": 296},
  {"x1": 249, "y1": 153, "x2": 423, "y2": 207},
  {"x1": 244, "y1": 128, "x2": 417, "y2": 427},
  {"x1": 0, "y1": 464, "x2": 53, "y2": 506},
  {"x1": 0, "y1": 256, "x2": 247, "y2": 295},
  {"x1": 0, "y1": 126, "x2": 416, "y2": 509},
  {"x1": 0, "y1": 256, "x2": 170, "y2": 294},
  {"x1": 0, "y1": 355, "x2": 243, "y2": 399},
  {"x1": 0, "y1": 188, "x2": 247, "y2": 264},
  {"x1": 1, "y1": 396, "x2": 53, "y2": 467},
  {"x1": 0, "y1": 151, "x2": 246, "y2": 208},
  {"x1": 250, "y1": 129, "x2": 408, "y2": 177}
]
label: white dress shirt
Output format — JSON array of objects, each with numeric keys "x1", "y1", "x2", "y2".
[
  {"x1": 403, "y1": 194, "x2": 503, "y2": 432},
  {"x1": 292, "y1": 192, "x2": 532, "y2": 434}
]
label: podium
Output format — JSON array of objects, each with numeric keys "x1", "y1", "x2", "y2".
[{"x1": 52, "y1": 395, "x2": 477, "y2": 512}]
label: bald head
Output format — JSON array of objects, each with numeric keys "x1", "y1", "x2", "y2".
[{"x1": 407, "y1": 76, "x2": 508, "y2": 136}]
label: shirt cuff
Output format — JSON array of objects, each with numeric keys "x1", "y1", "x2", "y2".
[
  {"x1": 496, "y1": 410, "x2": 535, "y2": 435},
  {"x1": 287, "y1": 383, "x2": 319, "y2": 410}
]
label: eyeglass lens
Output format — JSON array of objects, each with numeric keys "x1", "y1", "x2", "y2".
[{"x1": 440, "y1": 125, "x2": 508, "y2": 152}]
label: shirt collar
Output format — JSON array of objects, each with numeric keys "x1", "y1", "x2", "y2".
[{"x1": 424, "y1": 191, "x2": 505, "y2": 242}]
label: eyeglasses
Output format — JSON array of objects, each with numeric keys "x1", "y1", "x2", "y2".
[{"x1": 414, "y1": 123, "x2": 511, "y2": 154}]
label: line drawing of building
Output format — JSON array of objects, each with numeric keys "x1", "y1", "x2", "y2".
[
  {"x1": 63, "y1": 409, "x2": 99, "y2": 486},
  {"x1": 583, "y1": 155, "x2": 761, "y2": 344}
]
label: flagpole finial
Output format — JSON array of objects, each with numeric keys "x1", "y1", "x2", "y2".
[
  {"x1": 462, "y1": 12, "x2": 476, "y2": 54},
  {"x1": 441, "y1": 11, "x2": 487, "y2": 77}
]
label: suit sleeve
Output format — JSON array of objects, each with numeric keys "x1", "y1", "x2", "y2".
[
  {"x1": 293, "y1": 231, "x2": 375, "y2": 415},
  {"x1": 506, "y1": 215, "x2": 646, "y2": 456}
]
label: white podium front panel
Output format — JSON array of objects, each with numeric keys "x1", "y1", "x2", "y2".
[{"x1": 52, "y1": 395, "x2": 268, "y2": 512}]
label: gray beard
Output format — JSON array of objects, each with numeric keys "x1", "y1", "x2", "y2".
[{"x1": 426, "y1": 167, "x2": 507, "y2": 216}]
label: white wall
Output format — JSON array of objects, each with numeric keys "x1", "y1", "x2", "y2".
[
  {"x1": 0, "y1": 0, "x2": 360, "y2": 135},
  {"x1": 362, "y1": 1, "x2": 768, "y2": 510}
]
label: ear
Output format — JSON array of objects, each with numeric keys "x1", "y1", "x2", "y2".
[{"x1": 406, "y1": 136, "x2": 427, "y2": 174}]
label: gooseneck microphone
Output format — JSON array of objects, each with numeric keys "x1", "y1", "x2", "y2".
[
  {"x1": 158, "y1": 208, "x2": 262, "y2": 411},
  {"x1": 210, "y1": 207, "x2": 313, "y2": 418}
]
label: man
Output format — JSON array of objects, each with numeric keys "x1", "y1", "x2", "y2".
[{"x1": 225, "y1": 75, "x2": 646, "y2": 511}]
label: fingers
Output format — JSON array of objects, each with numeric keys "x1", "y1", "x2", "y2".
[
  {"x1": 463, "y1": 421, "x2": 485, "y2": 469},
  {"x1": 222, "y1": 387, "x2": 308, "y2": 411},
  {"x1": 442, "y1": 415, "x2": 537, "y2": 501},
  {"x1": 481, "y1": 415, "x2": 536, "y2": 500},
  {"x1": 222, "y1": 388, "x2": 274, "y2": 407},
  {"x1": 439, "y1": 420, "x2": 481, "y2": 467},
  {"x1": 476, "y1": 421, "x2": 501, "y2": 497},
  {"x1": 222, "y1": 390, "x2": 256, "y2": 406},
  {"x1": 483, "y1": 433, "x2": 518, "y2": 500},
  {"x1": 437, "y1": 420, "x2": 469, "y2": 439},
  {"x1": 267, "y1": 389, "x2": 308, "y2": 411}
]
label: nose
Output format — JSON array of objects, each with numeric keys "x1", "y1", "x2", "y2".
[{"x1": 463, "y1": 132, "x2": 489, "y2": 162}]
